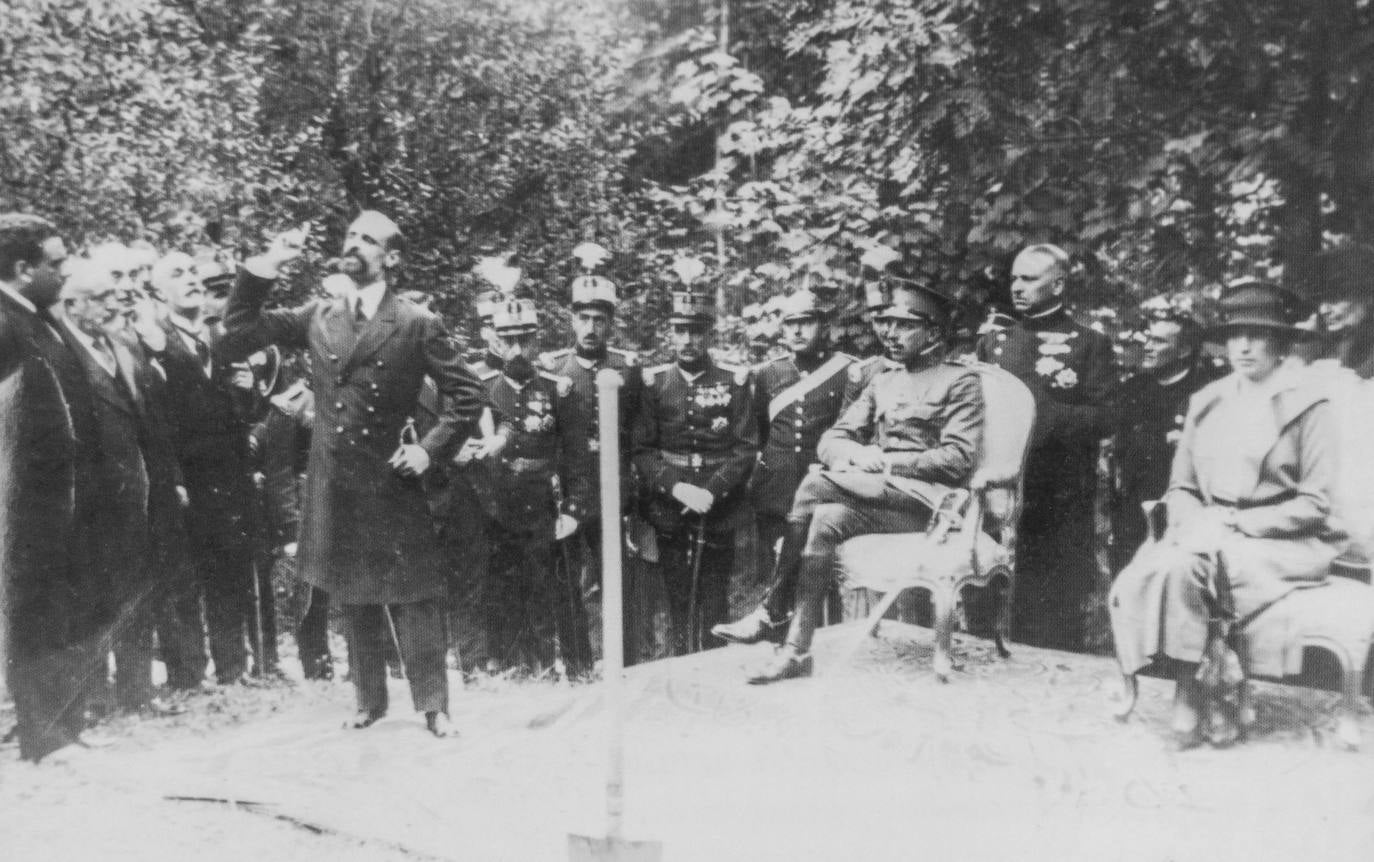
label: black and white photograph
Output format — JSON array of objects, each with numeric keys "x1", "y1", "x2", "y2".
[{"x1": 3, "y1": 0, "x2": 1374, "y2": 859}]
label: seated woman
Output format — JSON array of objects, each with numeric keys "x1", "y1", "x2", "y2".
[{"x1": 1109, "y1": 281, "x2": 1347, "y2": 748}]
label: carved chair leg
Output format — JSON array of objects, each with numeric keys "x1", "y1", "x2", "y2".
[
  {"x1": 1336, "y1": 669, "x2": 1364, "y2": 751},
  {"x1": 993, "y1": 570, "x2": 1013, "y2": 659},
  {"x1": 848, "y1": 587, "x2": 909, "y2": 665},
  {"x1": 932, "y1": 591, "x2": 961, "y2": 683}
]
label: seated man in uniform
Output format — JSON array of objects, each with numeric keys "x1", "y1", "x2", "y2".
[{"x1": 744, "y1": 279, "x2": 985, "y2": 684}]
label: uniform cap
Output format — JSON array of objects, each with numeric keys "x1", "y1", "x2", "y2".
[
  {"x1": 779, "y1": 289, "x2": 824, "y2": 323},
  {"x1": 492, "y1": 297, "x2": 539, "y2": 333},
  {"x1": 669, "y1": 284, "x2": 715, "y2": 323},
  {"x1": 863, "y1": 281, "x2": 891, "y2": 312},
  {"x1": 571, "y1": 273, "x2": 618, "y2": 309},
  {"x1": 876, "y1": 279, "x2": 956, "y2": 327}
]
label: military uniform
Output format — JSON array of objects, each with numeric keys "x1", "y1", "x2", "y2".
[
  {"x1": 976, "y1": 303, "x2": 1115, "y2": 650},
  {"x1": 632, "y1": 358, "x2": 758, "y2": 653},
  {"x1": 470, "y1": 361, "x2": 593, "y2": 675},
  {"x1": 843, "y1": 354, "x2": 901, "y2": 407}
]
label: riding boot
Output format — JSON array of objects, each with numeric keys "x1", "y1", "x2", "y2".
[{"x1": 713, "y1": 520, "x2": 808, "y2": 646}]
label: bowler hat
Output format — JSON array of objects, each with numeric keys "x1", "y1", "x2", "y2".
[{"x1": 1207, "y1": 280, "x2": 1314, "y2": 340}]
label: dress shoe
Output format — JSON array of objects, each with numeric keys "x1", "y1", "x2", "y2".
[
  {"x1": 746, "y1": 649, "x2": 814, "y2": 685},
  {"x1": 348, "y1": 709, "x2": 385, "y2": 729},
  {"x1": 712, "y1": 606, "x2": 788, "y2": 646},
  {"x1": 145, "y1": 696, "x2": 187, "y2": 717},
  {"x1": 425, "y1": 711, "x2": 456, "y2": 738}
]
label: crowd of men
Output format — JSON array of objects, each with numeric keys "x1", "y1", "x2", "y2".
[{"x1": 6, "y1": 204, "x2": 1374, "y2": 761}]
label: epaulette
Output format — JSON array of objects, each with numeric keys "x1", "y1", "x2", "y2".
[
  {"x1": 539, "y1": 369, "x2": 574, "y2": 397},
  {"x1": 540, "y1": 347, "x2": 572, "y2": 370},
  {"x1": 643, "y1": 362, "x2": 671, "y2": 384},
  {"x1": 717, "y1": 362, "x2": 749, "y2": 386},
  {"x1": 477, "y1": 366, "x2": 502, "y2": 382},
  {"x1": 836, "y1": 351, "x2": 857, "y2": 364},
  {"x1": 608, "y1": 346, "x2": 638, "y2": 367}
]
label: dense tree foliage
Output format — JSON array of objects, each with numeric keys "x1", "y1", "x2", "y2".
[{"x1": 4, "y1": 0, "x2": 1373, "y2": 355}]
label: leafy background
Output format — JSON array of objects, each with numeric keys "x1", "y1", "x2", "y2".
[{"x1": 4, "y1": 0, "x2": 1372, "y2": 361}]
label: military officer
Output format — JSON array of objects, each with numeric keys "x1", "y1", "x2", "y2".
[
  {"x1": 632, "y1": 270, "x2": 759, "y2": 654},
  {"x1": 976, "y1": 243, "x2": 1115, "y2": 651},
  {"x1": 743, "y1": 279, "x2": 984, "y2": 683},
  {"x1": 842, "y1": 270, "x2": 909, "y2": 404},
  {"x1": 471, "y1": 296, "x2": 594, "y2": 677},
  {"x1": 539, "y1": 244, "x2": 650, "y2": 661},
  {"x1": 712, "y1": 288, "x2": 855, "y2": 645}
]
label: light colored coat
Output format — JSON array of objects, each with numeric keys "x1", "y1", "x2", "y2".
[{"x1": 1110, "y1": 368, "x2": 1347, "y2": 674}]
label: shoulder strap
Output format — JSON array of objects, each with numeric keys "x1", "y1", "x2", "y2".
[{"x1": 769, "y1": 352, "x2": 851, "y2": 420}]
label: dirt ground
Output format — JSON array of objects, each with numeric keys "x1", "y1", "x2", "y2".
[{"x1": 5, "y1": 622, "x2": 1374, "y2": 862}]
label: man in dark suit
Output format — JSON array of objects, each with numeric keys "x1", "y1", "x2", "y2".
[
  {"x1": 0, "y1": 214, "x2": 102, "y2": 760},
  {"x1": 977, "y1": 244, "x2": 1115, "y2": 650},
  {"x1": 221, "y1": 213, "x2": 487, "y2": 737},
  {"x1": 632, "y1": 271, "x2": 758, "y2": 654},
  {"x1": 153, "y1": 251, "x2": 261, "y2": 685},
  {"x1": 58, "y1": 260, "x2": 184, "y2": 712},
  {"x1": 1109, "y1": 313, "x2": 1220, "y2": 572}
]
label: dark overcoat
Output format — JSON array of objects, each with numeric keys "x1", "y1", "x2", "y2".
[
  {"x1": 1, "y1": 293, "x2": 103, "y2": 757},
  {"x1": 221, "y1": 271, "x2": 485, "y2": 605}
]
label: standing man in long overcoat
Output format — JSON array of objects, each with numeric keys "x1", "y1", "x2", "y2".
[
  {"x1": 221, "y1": 213, "x2": 487, "y2": 737},
  {"x1": 0, "y1": 214, "x2": 101, "y2": 760}
]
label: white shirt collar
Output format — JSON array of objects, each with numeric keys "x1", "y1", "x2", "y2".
[
  {"x1": 169, "y1": 312, "x2": 206, "y2": 339},
  {"x1": 352, "y1": 280, "x2": 387, "y2": 320},
  {"x1": 575, "y1": 354, "x2": 599, "y2": 370},
  {"x1": 63, "y1": 318, "x2": 118, "y2": 376},
  {"x1": 0, "y1": 280, "x2": 36, "y2": 314}
]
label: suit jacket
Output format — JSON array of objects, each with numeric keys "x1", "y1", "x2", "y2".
[
  {"x1": 64, "y1": 322, "x2": 174, "y2": 601},
  {"x1": 221, "y1": 270, "x2": 486, "y2": 604},
  {"x1": 157, "y1": 318, "x2": 257, "y2": 551},
  {"x1": 0, "y1": 293, "x2": 100, "y2": 662}
]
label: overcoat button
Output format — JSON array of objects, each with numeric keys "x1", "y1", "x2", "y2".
[
  {"x1": 334, "y1": 401, "x2": 343, "y2": 410},
  {"x1": 335, "y1": 425, "x2": 344, "y2": 433}
]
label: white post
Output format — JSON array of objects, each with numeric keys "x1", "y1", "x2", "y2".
[{"x1": 595, "y1": 368, "x2": 626, "y2": 839}]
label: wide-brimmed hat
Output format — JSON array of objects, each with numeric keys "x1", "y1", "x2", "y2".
[{"x1": 1206, "y1": 280, "x2": 1314, "y2": 340}]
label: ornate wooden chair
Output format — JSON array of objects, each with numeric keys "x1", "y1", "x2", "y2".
[
  {"x1": 1113, "y1": 500, "x2": 1374, "y2": 749},
  {"x1": 834, "y1": 362, "x2": 1036, "y2": 681}
]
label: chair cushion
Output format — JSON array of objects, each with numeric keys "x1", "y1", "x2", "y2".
[
  {"x1": 1243, "y1": 577, "x2": 1374, "y2": 679},
  {"x1": 836, "y1": 530, "x2": 1009, "y2": 594}
]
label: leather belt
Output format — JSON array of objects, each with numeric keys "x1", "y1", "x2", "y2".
[
  {"x1": 1208, "y1": 495, "x2": 1292, "y2": 510},
  {"x1": 506, "y1": 457, "x2": 553, "y2": 474},
  {"x1": 661, "y1": 451, "x2": 729, "y2": 469}
]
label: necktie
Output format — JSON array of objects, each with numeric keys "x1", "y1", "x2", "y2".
[{"x1": 193, "y1": 334, "x2": 211, "y2": 368}]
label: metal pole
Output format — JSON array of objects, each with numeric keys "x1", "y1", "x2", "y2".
[{"x1": 595, "y1": 368, "x2": 625, "y2": 839}]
